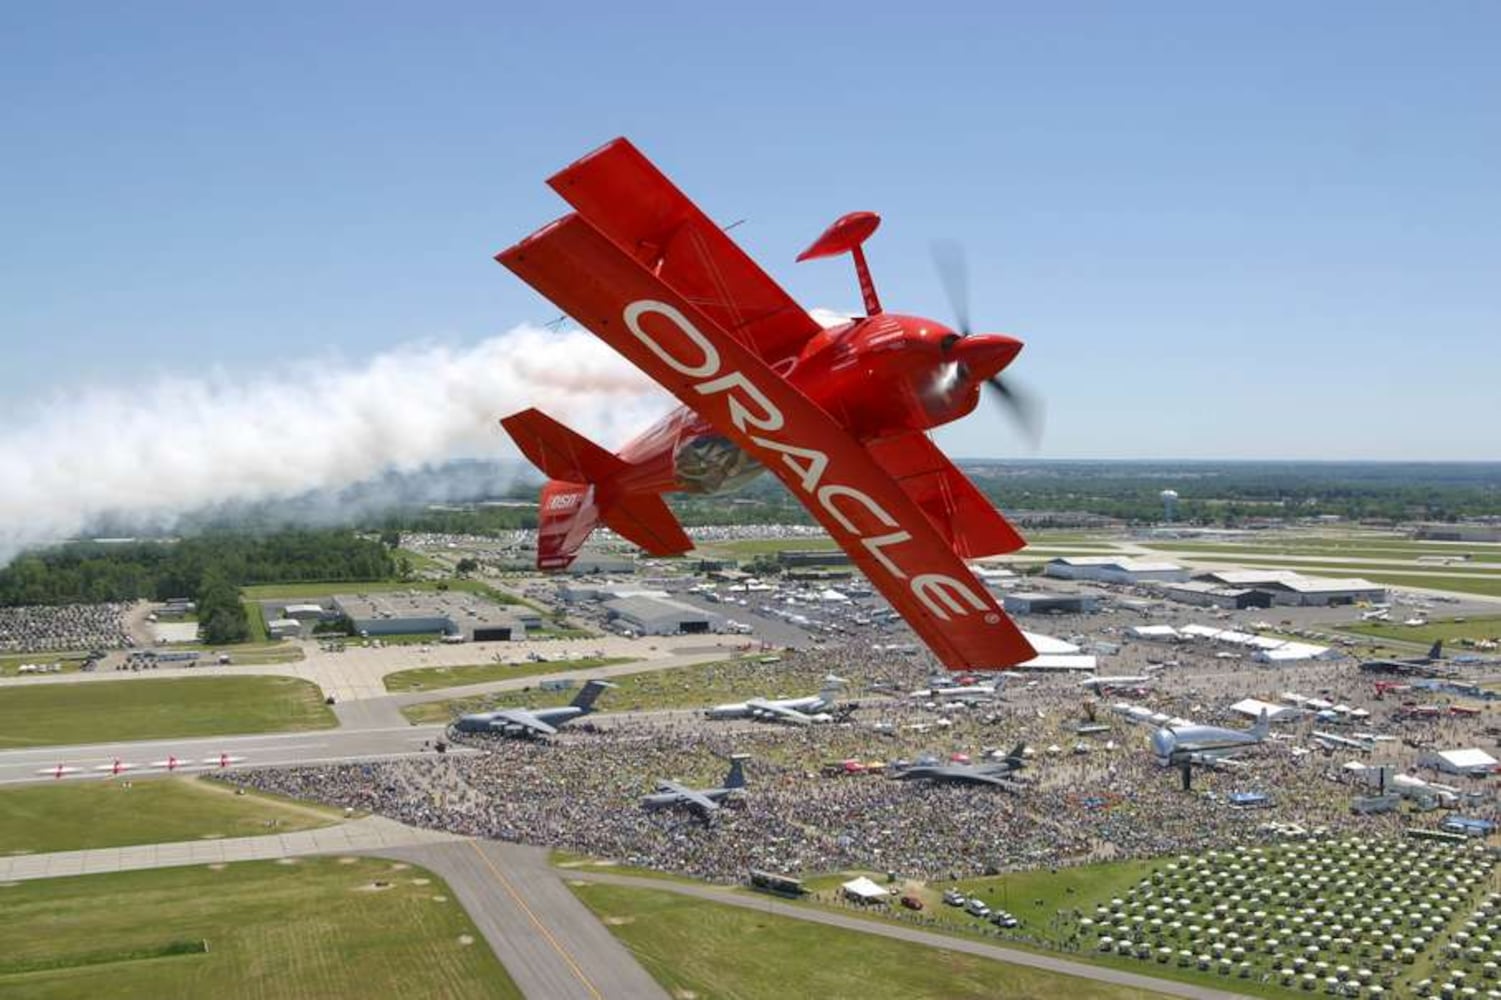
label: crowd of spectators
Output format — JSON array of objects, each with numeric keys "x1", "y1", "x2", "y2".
[{"x1": 230, "y1": 631, "x2": 1501, "y2": 885}]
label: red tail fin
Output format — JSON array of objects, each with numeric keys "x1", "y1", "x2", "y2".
[{"x1": 502, "y1": 409, "x2": 692, "y2": 570}]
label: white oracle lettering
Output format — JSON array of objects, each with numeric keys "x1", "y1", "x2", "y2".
[
  {"x1": 546, "y1": 492, "x2": 582, "y2": 511},
  {"x1": 910, "y1": 574, "x2": 989, "y2": 622},
  {"x1": 861, "y1": 530, "x2": 913, "y2": 580},
  {"x1": 695, "y1": 370, "x2": 785, "y2": 434},
  {"x1": 749, "y1": 435, "x2": 829, "y2": 493},
  {"x1": 816, "y1": 483, "x2": 900, "y2": 535},
  {"x1": 623, "y1": 300, "x2": 721, "y2": 378}
]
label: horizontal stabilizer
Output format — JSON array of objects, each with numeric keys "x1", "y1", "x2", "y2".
[
  {"x1": 865, "y1": 432, "x2": 1025, "y2": 558},
  {"x1": 501, "y1": 408, "x2": 625, "y2": 485},
  {"x1": 601, "y1": 492, "x2": 693, "y2": 557}
]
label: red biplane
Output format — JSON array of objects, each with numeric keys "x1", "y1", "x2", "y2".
[{"x1": 497, "y1": 139, "x2": 1038, "y2": 672}]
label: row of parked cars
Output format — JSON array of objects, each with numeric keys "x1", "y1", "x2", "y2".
[{"x1": 942, "y1": 889, "x2": 1020, "y2": 928}]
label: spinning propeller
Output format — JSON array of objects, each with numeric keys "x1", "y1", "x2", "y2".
[{"x1": 932, "y1": 240, "x2": 1044, "y2": 447}]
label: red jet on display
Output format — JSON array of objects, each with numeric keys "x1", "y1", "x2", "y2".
[{"x1": 497, "y1": 139, "x2": 1038, "y2": 672}]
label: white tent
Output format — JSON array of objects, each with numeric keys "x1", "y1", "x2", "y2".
[
  {"x1": 841, "y1": 876, "x2": 889, "y2": 904},
  {"x1": 1230, "y1": 698, "x2": 1299, "y2": 722},
  {"x1": 1421, "y1": 748, "x2": 1499, "y2": 776}
]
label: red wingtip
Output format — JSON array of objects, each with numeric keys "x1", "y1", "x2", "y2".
[{"x1": 796, "y1": 211, "x2": 882, "y2": 262}]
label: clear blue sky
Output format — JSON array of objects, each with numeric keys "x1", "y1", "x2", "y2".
[{"x1": 3, "y1": 1, "x2": 1498, "y2": 461}]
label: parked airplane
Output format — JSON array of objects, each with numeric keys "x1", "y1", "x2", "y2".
[
  {"x1": 892, "y1": 743, "x2": 1027, "y2": 788},
  {"x1": 37, "y1": 764, "x2": 80, "y2": 779},
  {"x1": 1152, "y1": 710, "x2": 1270, "y2": 766},
  {"x1": 913, "y1": 676, "x2": 1005, "y2": 701},
  {"x1": 1359, "y1": 641, "x2": 1448, "y2": 678},
  {"x1": 1311, "y1": 731, "x2": 1374, "y2": 752},
  {"x1": 452, "y1": 680, "x2": 614, "y2": 737},
  {"x1": 1079, "y1": 671, "x2": 1159, "y2": 694},
  {"x1": 641, "y1": 755, "x2": 750, "y2": 819},
  {"x1": 705, "y1": 676, "x2": 844, "y2": 726},
  {"x1": 91, "y1": 758, "x2": 133, "y2": 775}
]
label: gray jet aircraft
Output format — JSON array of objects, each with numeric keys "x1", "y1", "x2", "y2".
[
  {"x1": 892, "y1": 743, "x2": 1027, "y2": 789},
  {"x1": 452, "y1": 679, "x2": 613, "y2": 738},
  {"x1": 641, "y1": 755, "x2": 750, "y2": 819}
]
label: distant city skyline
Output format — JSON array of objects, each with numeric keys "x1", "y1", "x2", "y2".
[{"x1": 2, "y1": 3, "x2": 1498, "y2": 463}]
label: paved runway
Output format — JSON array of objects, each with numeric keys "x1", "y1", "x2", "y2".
[
  {"x1": 381, "y1": 841, "x2": 668, "y2": 1000},
  {"x1": 0, "y1": 724, "x2": 465, "y2": 786}
]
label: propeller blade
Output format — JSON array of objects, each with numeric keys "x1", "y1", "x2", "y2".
[
  {"x1": 930, "y1": 239, "x2": 970, "y2": 336},
  {"x1": 986, "y1": 375, "x2": 1045, "y2": 447}
]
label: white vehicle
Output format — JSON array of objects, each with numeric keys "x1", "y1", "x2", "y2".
[{"x1": 965, "y1": 898, "x2": 991, "y2": 918}]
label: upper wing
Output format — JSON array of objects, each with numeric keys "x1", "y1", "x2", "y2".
[
  {"x1": 654, "y1": 780, "x2": 719, "y2": 811},
  {"x1": 545, "y1": 138, "x2": 822, "y2": 367},
  {"x1": 865, "y1": 432, "x2": 1025, "y2": 559},
  {"x1": 498, "y1": 214, "x2": 1036, "y2": 671},
  {"x1": 488, "y1": 709, "x2": 558, "y2": 736},
  {"x1": 744, "y1": 698, "x2": 813, "y2": 726}
]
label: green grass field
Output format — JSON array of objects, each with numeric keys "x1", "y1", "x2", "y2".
[
  {"x1": 1333, "y1": 615, "x2": 1501, "y2": 646},
  {"x1": 0, "y1": 858, "x2": 518, "y2": 999},
  {"x1": 242, "y1": 600, "x2": 268, "y2": 643},
  {"x1": 571, "y1": 881, "x2": 1166, "y2": 1000},
  {"x1": 384, "y1": 656, "x2": 636, "y2": 694},
  {"x1": 0, "y1": 676, "x2": 336, "y2": 749},
  {"x1": 401, "y1": 656, "x2": 752, "y2": 724},
  {"x1": 0, "y1": 655, "x2": 82, "y2": 677},
  {"x1": 0, "y1": 777, "x2": 342, "y2": 855},
  {"x1": 1146, "y1": 539, "x2": 1501, "y2": 561}
]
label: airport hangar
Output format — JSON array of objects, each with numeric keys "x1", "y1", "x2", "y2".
[
  {"x1": 324, "y1": 592, "x2": 541, "y2": 641},
  {"x1": 558, "y1": 583, "x2": 725, "y2": 636},
  {"x1": 1044, "y1": 557, "x2": 1191, "y2": 585},
  {"x1": 1189, "y1": 570, "x2": 1387, "y2": 607}
]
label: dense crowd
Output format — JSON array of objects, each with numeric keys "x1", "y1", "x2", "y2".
[
  {"x1": 229, "y1": 632, "x2": 1501, "y2": 884},
  {"x1": 0, "y1": 602, "x2": 131, "y2": 653}
]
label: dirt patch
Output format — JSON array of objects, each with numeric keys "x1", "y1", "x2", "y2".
[
  {"x1": 354, "y1": 881, "x2": 396, "y2": 893},
  {"x1": 458, "y1": 934, "x2": 475, "y2": 946},
  {"x1": 338, "y1": 857, "x2": 359, "y2": 865},
  {"x1": 411, "y1": 877, "x2": 431, "y2": 885},
  {"x1": 206, "y1": 863, "x2": 227, "y2": 871},
  {"x1": 198, "y1": 833, "x2": 224, "y2": 840},
  {"x1": 275, "y1": 858, "x2": 299, "y2": 866},
  {"x1": 432, "y1": 894, "x2": 449, "y2": 902},
  {"x1": 672, "y1": 990, "x2": 699, "y2": 1000},
  {"x1": 0, "y1": 882, "x2": 20, "y2": 888},
  {"x1": 389, "y1": 862, "x2": 410, "y2": 871},
  {"x1": 604, "y1": 916, "x2": 635, "y2": 926},
  {"x1": 590, "y1": 859, "x2": 619, "y2": 867}
]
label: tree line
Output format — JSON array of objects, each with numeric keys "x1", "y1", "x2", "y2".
[{"x1": 0, "y1": 530, "x2": 399, "y2": 609}]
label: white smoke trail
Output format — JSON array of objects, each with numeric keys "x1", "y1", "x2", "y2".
[{"x1": 0, "y1": 324, "x2": 670, "y2": 564}]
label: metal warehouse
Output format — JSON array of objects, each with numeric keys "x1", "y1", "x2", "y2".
[{"x1": 603, "y1": 595, "x2": 724, "y2": 636}]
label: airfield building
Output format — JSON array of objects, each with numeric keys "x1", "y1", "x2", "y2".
[
  {"x1": 602, "y1": 595, "x2": 722, "y2": 635},
  {"x1": 1044, "y1": 557, "x2": 1190, "y2": 585},
  {"x1": 1003, "y1": 592, "x2": 1100, "y2": 615},
  {"x1": 1191, "y1": 570, "x2": 1386, "y2": 607},
  {"x1": 332, "y1": 592, "x2": 535, "y2": 641},
  {"x1": 1159, "y1": 581, "x2": 1273, "y2": 610}
]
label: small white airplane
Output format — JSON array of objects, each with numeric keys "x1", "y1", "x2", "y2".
[
  {"x1": 37, "y1": 764, "x2": 81, "y2": 779},
  {"x1": 206, "y1": 753, "x2": 246, "y2": 768},
  {"x1": 706, "y1": 676, "x2": 844, "y2": 726},
  {"x1": 151, "y1": 755, "x2": 188, "y2": 771},
  {"x1": 91, "y1": 758, "x2": 134, "y2": 775}
]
